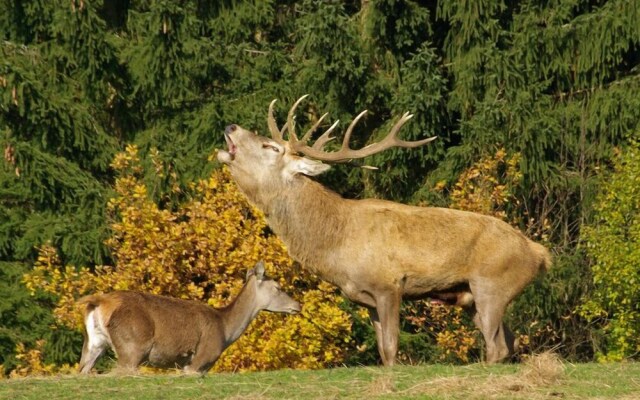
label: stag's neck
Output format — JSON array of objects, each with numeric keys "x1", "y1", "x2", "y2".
[
  {"x1": 218, "y1": 284, "x2": 260, "y2": 348},
  {"x1": 262, "y1": 177, "x2": 348, "y2": 267}
]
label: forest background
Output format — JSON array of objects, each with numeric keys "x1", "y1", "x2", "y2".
[{"x1": 1, "y1": 0, "x2": 639, "y2": 376}]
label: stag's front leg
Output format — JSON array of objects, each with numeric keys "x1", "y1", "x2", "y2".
[
  {"x1": 369, "y1": 291, "x2": 401, "y2": 366},
  {"x1": 367, "y1": 307, "x2": 388, "y2": 365}
]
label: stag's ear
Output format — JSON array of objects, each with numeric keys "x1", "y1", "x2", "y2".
[
  {"x1": 252, "y1": 261, "x2": 265, "y2": 281},
  {"x1": 286, "y1": 156, "x2": 331, "y2": 177}
]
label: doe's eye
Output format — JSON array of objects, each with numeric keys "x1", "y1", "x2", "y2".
[{"x1": 262, "y1": 143, "x2": 280, "y2": 153}]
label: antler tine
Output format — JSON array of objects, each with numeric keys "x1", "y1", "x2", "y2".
[
  {"x1": 312, "y1": 119, "x2": 339, "y2": 150},
  {"x1": 377, "y1": 112, "x2": 414, "y2": 147},
  {"x1": 300, "y1": 112, "x2": 329, "y2": 144},
  {"x1": 378, "y1": 112, "x2": 438, "y2": 149},
  {"x1": 342, "y1": 110, "x2": 368, "y2": 150},
  {"x1": 287, "y1": 94, "x2": 310, "y2": 144},
  {"x1": 268, "y1": 99, "x2": 285, "y2": 144}
]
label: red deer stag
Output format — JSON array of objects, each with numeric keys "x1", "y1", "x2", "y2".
[
  {"x1": 77, "y1": 262, "x2": 300, "y2": 374},
  {"x1": 217, "y1": 96, "x2": 552, "y2": 365}
]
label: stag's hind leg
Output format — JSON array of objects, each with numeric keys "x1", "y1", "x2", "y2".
[
  {"x1": 472, "y1": 306, "x2": 516, "y2": 363},
  {"x1": 469, "y1": 282, "x2": 517, "y2": 363}
]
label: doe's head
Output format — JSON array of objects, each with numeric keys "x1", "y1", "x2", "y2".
[{"x1": 246, "y1": 261, "x2": 301, "y2": 315}]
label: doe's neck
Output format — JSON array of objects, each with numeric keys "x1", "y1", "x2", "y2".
[{"x1": 219, "y1": 282, "x2": 260, "y2": 348}]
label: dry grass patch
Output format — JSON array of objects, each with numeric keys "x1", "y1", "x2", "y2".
[
  {"x1": 515, "y1": 352, "x2": 565, "y2": 387},
  {"x1": 399, "y1": 352, "x2": 565, "y2": 399}
]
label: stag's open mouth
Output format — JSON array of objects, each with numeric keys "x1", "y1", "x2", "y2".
[
  {"x1": 224, "y1": 132, "x2": 237, "y2": 157},
  {"x1": 217, "y1": 132, "x2": 237, "y2": 164}
]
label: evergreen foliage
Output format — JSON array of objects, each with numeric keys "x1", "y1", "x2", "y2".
[
  {"x1": 1, "y1": 0, "x2": 639, "y2": 373},
  {"x1": 0, "y1": 262, "x2": 80, "y2": 371}
]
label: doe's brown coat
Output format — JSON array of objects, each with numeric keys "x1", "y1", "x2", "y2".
[{"x1": 77, "y1": 262, "x2": 300, "y2": 374}]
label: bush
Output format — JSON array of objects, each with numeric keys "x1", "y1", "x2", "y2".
[
  {"x1": 508, "y1": 250, "x2": 594, "y2": 361},
  {"x1": 580, "y1": 140, "x2": 640, "y2": 361},
  {"x1": 24, "y1": 145, "x2": 352, "y2": 372}
]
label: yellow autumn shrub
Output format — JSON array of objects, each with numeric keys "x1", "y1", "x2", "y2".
[
  {"x1": 9, "y1": 340, "x2": 55, "y2": 377},
  {"x1": 401, "y1": 301, "x2": 478, "y2": 363},
  {"x1": 24, "y1": 145, "x2": 352, "y2": 372},
  {"x1": 448, "y1": 148, "x2": 522, "y2": 220},
  {"x1": 8, "y1": 340, "x2": 76, "y2": 378}
]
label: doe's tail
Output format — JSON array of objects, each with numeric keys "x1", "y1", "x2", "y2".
[{"x1": 76, "y1": 294, "x2": 104, "y2": 319}]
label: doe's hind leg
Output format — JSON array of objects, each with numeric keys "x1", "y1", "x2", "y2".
[
  {"x1": 79, "y1": 340, "x2": 108, "y2": 374},
  {"x1": 109, "y1": 328, "x2": 153, "y2": 373},
  {"x1": 107, "y1": 308, "x2": 154, "y2": 373},
  {"x1": 79, "y1": 310, "x2": 110, "y2": 374}
]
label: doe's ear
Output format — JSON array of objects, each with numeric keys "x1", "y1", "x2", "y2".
[
  {"x1": 251, "y1": 261, "x2": 265, "y2": 281},
  {"x1": 286, "y1": 156, "x2": 331, "y2": 177}
]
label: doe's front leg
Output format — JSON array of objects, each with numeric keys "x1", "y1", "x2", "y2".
[{"x1": 184, "y1": 338, "x2": 223, "y2": 375}]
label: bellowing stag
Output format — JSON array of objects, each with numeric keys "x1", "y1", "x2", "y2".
[
  {"x1": 217, "y1": 96, "x2": 552, "y2": 365},
  {"x1": 77, "y1": 262, "x2": 300, "y2": 374}
]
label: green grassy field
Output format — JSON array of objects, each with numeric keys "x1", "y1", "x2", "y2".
[{"x1": 2, "y1": 355, "x2": 639, "y2": 400}]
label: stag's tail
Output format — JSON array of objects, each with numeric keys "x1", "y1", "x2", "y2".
[{"x1": 531, "y1": 242, "x2": 553, "y2": 273}]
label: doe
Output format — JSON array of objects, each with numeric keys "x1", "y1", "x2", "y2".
[{"x1": 78, "y1": 261, "x2": 300, "y2": 374}]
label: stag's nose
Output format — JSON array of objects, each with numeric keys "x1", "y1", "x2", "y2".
[{"x1": 225, "y1": 124, "x2": 237, "y2": 134}]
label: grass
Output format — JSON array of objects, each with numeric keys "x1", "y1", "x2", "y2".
[{"x1": 2, "y1": 354, "x2": 639, "y2": 400}]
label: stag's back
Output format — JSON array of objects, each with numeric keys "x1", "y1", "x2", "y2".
[{"x1": 355, "y1": 203, "x2": 545, "y2": 270}]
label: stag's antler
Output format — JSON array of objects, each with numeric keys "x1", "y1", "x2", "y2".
[
  {"x1": 268, "y1": 95, "x2": 437, "y2": 163},
  {"x1": 268, "y1": 99, "x2": 287, "y2": 144}
]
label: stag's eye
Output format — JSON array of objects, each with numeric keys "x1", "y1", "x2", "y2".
[{"x1": 262, "y1": 143, "x2": 280, "y2": 153}]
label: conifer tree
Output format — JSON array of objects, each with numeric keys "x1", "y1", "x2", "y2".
[{"x1": 1, "y1": 0, "x2": 124, "y2": 368}]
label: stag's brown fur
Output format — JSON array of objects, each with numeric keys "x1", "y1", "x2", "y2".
[
  {"x1": 218, "y1": 99, "x2": 552, "y2": 365},
  {"x1": 77, "y1": 263, "x2": 300, "y2": 374}
]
